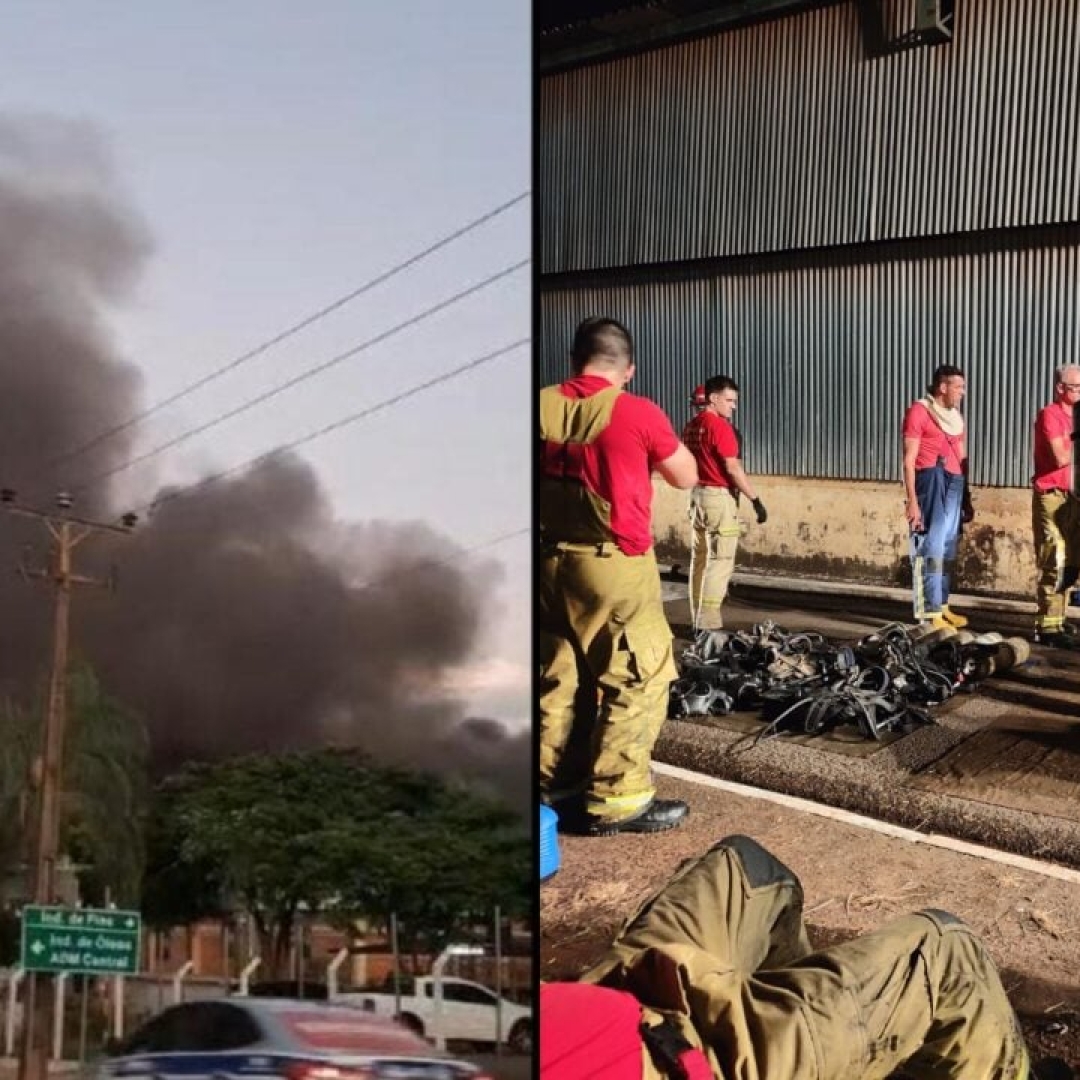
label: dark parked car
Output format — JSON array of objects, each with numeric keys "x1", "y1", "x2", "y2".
[{"x1": 98, "y1": 997, "x2": 495, "y2": 1080}]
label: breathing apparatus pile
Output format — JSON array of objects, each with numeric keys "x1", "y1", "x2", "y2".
[{"x1": 669, "y1": 620, "x2": 1030, "y2": 744}]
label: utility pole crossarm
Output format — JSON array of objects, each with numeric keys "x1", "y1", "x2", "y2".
[
  {"x1": 18, "y1": 567, "x2": 105, "y2": 588},
  {"x1": 5, "y1": 502, "x2": 135, "y2": 535}
]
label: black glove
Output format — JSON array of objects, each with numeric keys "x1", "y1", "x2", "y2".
[
  {"x1": 961, "y1": 481, "x2": 974, "y2": 525},
  {"x1": 752, "y1": 497, "x2": 768, "y2": 524}
]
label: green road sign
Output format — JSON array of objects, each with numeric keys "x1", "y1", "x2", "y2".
[{"x1": 21, "y1": 905, "x2": 141, "y2": 975}]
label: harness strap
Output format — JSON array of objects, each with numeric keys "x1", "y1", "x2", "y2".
[
  {"x1": 541, "y1": 539, "x2": 617, "y2": 556},
  {"x1": 640, "y1": 1018, "x2": 714, "y2": 1080}
]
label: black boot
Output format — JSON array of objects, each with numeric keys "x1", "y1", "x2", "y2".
[{"x1": 587, "y1": 798, "x2": 689, "y2": 836}]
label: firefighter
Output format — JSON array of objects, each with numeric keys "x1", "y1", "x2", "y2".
[
  {"x1": 539, "y1": 316, "x2": 698, "y2": 835},
  {"x1": 541, "y1": 835, "x2": 1067, "y2": 1080},
  {"x1": 1032, "y1": 364, "x2": 1080, "y2": 647},
  {"x1": 902, "y1": 365, "x2": 975, "y2": 629},
  {"x1": 682, "y1": 376, "x2": 767, "y2": 631}
]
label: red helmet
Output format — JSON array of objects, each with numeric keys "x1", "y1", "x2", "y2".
[{"x1": 690, "y1": 384, "x2": 707, "y2": 408}]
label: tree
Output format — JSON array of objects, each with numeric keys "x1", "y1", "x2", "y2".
[
  {"x1": 0, "y1": 665, "x2": 149, "y2": 907},
  {"x1": 140, "y1": 772, "x2": 227, "y2": 931},
  {"x1": 341, "y1": 786, "x2": 530, "y2": 955},
  {"x1": 0, "y1": 697, "x2": 35, "y2": 892},
  {"x1": 155, "y1": 752, "x2": 358, "y2": 975},
  {"x1": 64, "y1": 665, "x2": 150, "y2": 905},
  {"x1": 149, "y1": 750, "x2": 530, "y2": 976}
]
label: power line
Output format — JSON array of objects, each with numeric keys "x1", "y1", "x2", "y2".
[
  {"x1": 137, "y1": 337, "x2": 530, "y2": 518},
  {"x1": 73, "y1": 257, "x2": 530, "y2": 494},
  {"x1": 38, "y1": 191, "x2": 530, "y2": 477}
]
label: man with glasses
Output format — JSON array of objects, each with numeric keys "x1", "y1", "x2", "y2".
[{"x1": 1032, "y1": 365, "x2": 1080, "y2": 648}]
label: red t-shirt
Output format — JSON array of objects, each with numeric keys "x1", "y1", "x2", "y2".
[
  {"x1": 902, "y1": 402, "x2": 965, "y2": 475},
  {"x1": 1033, "y1": 401, "x2": 1074, "y2": 491},
  {"x1": 682, "y1": 411, "x2": 739, "y2": 488},
  {"x1": 540, "y1": 983, "x2": 643, "y2": 1079},
  {"x1": 542, "y1": 375, "x2": 680, "y2": 556}
]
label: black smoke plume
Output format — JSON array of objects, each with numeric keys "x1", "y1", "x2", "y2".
[{"x1": 0, "y1": 118, "x2": 528, "y2": 812}]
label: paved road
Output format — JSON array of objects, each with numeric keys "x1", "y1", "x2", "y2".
[{"x1": 467, "y1": 1053, "x2": 531, "y2": 1080}]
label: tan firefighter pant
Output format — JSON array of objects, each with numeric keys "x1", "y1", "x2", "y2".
[
  {"x1": 1033, "y1": 488, "x2": 1080, "y2": 632},
  {"x1": 539, "y1": 542, "x2": 677, "y2": 823},
  {"x1": 688, "y1": 486, "x2": 741, "y2": 630},
  {"x1": 582, "y1": 836, "x2": 1030, "y2": 1080}
]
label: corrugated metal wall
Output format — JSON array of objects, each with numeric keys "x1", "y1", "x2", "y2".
[
  {"x1": 539, "y1": 0, "x2": 1080, "y2": 272},
  {"x1": 538, "y1": 0, "x2": 1080, "y2": 489},
  {"x1": 539, "y1": 243, "x2": 1080, "y2": 488}
]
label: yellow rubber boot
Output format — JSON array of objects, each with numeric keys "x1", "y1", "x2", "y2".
[
  {"x1": 941, "y1": 605, "x2": 968, "y2": 629},
  {"x1": 911, "y1": 614, "x2": 957, "y2": 646}
]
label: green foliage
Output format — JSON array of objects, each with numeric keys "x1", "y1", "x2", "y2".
[
  {"x1": 0, "y1": 698, "x2": 35, "y2": 888},
  {"x1": 145, "y1": 750, "x2": 530, "y2": 971},
  {"x1": 0, "y1": 666, "x2": 149, "y2": 906},
  {"x1": 342, "y1": 784, "x2": 531, "y2": 951},
  {"x1": 64, "y1": 666, "x2": 150, "y2": 905},
  {"x1": 140, "y1": 773, "x2": 227, "y2": 930}
]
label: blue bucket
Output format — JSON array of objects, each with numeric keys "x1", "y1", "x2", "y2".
[{"x1": 539, "y1": 804, "x2": 561, "y2": 881}]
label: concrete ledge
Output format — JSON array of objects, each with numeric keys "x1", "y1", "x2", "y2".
[
  {"x1": 653, "y1": 762, "x2": 1080, "y2": 885},
  {"x1": 660, "y1": 565, "x2": 1080, "y2": 620}
]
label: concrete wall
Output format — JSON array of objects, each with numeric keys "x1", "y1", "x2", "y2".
[{"x1": 652, "y1": 478, "x2": 1037, "y2": 601}]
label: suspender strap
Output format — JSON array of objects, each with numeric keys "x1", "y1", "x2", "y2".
[{"x1": 640, "y1": 1019, "x2": 715, "y2": 1080}]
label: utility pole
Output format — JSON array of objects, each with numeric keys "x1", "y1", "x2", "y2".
[{"x1": 1, "y1": 489, "x2": 136, "y2": 1080}]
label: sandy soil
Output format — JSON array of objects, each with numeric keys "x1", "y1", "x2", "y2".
[{"x1": 541, "y1": 771, "x2": 1080, "y2": 1069}]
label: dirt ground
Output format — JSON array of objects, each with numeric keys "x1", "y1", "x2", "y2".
[
  {"x1": 541, "y1": 579, "x2": 1080, "y2": 1070},
  {"x1": 541, "y1": 771, "x2": 1080, "y2": 1068}
]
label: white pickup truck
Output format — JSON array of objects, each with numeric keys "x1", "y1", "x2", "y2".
[{"x1": 336, "y1": 976, "x2": 532, "y2": 1053}]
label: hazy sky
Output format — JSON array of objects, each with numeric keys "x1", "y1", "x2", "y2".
[{"x1": 1, "y1": 2, "x2": 531, "y2": 724}]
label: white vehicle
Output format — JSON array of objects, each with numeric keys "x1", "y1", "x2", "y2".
[{"x1": 337, "y1": 976, "x2": 532, "y2": 1054}]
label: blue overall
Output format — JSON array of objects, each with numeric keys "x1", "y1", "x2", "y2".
[{"x1": 910, "y1": 461, "x2": 964, "y2": 619}]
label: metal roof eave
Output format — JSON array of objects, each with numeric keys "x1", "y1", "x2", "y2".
[{"x1": 538, "y1": 0, "x2": 835, "y2": 75}]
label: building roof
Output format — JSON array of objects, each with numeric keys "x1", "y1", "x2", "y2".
[{"x1": 537, "y1": 0, "x2": 831, "y2": 72}]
